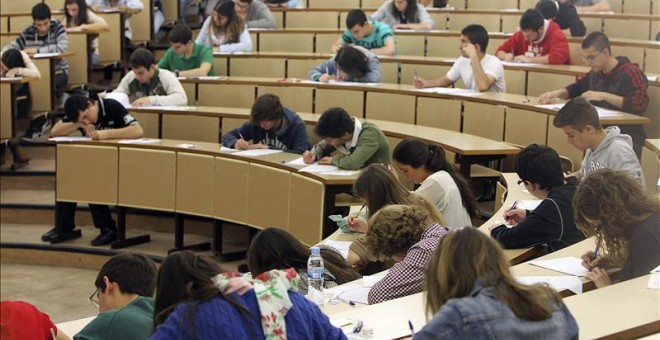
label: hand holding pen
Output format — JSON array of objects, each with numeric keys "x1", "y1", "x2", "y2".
[
  {"x1": 503, "y1": 200, "x2": 526, "y2": 225},
  {"x1": 319, "y1": 65, "x2": 333, "y2": 83},
  {"x1": 413, "y1": 70, "x2": 426, "y2": 88},
  {"x1": 347, "y1": 204, "x2": 366, "y2": 232},
  {"x1": 581, "y1": 244, "x2": 602, "y2": 271},
  {"x1": 235, "y1": 132, "x2": 250, "y2": 150}
]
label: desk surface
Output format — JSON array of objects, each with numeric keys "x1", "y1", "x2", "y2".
[{"x1": 565, "y1": 274, "x2": 660, "y2": 339}]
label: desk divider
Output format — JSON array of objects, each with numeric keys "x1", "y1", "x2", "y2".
[
  {"x1": 97, "y1": 12, "x2": 123, "y2": 63},
  {"x1": 67, "y1": 33, "x2": 89, "y2": 85},
  {"x1": 31, "y1": 58, "x2": 52, "y2": 112},
  {"x1": 0, "y1": 83, "x2": 12, "y2": 139}
]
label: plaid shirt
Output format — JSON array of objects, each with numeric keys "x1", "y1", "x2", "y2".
[{"x1": 368, "y1": 223, "x2": 454, "y2": 304}]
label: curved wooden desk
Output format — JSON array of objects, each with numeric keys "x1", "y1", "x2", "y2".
[
  {"x1": 0, "y1": 76, "x2": 36, "y2": 139},
  {"x1": 55, "y1": 138, "x2": 356, "y2": 249}
]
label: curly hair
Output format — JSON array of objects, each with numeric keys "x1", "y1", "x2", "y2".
[
  {"x1": 573, "y1": 169, "x2": 660, "y2": 267},
  {"x1": 365, "y1": 204, "x2": 430, "y2": 258}
]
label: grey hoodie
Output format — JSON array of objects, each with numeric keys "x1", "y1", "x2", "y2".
[{"x1": 581, "y1": 126, "x2": 645, "y2": 187}]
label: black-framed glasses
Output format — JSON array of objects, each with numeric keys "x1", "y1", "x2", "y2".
[
  {"x1": 89, "y1": 288, "x2": 100, "y2": 308},
  {"x1": 582, "y1": 49, "x2": 605, "y2": 63},
  {"x1": 517, "y1": 179, "x2": 524, "y2": 185}
]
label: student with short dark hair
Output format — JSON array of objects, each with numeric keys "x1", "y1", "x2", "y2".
[
  {"x1": 2, "y1": 3, "x2": 69, "y2": 89},
  {"x1": 303, "y1": 107, "x2": 390, "y2": 170},
  {"x1": 331, "y1": 9, "x2": 396, "y2": 56},
  {"x1": 151, "y1": 251, "x2": 345, "y2": 339},
  {"x1": 575, "y1": 169, "x2": 660, "y2": 289},
  {"x1": 370, "y1": 0, "x2": 434, "y2": 30},
  {"x1": 114, "y1": 48, "x2": 187, "y2": 106},
  {"x1": 539, "y1": 32, "x2": 649, "y2": 158},
  {"x1": 365, "y1": 204, "x2": 453, "y2": 304},
  {"x1": 495, "y1": 9, "x2": 570, "y2": 64},
  {"x1": 536, "y1": 0, "x2": 586, "y2": 37},
  {"x1": 415, "y1": 24, "x2": 505, "y2": 93},
  {"x1": 392, "y1": 138, "x2": 477, "y2": 227},
  {"x1": 74, "y1": 252, "x2": 157, "y2": 340},
  {"x1": 247, "y1": 228, "x2": 361, "y2": 295},
  {"x1": 196, "y1": 1, "x2": 253, "y2": 53},
  {"x1": 221, "y1": 94, "x2": 309, "y2": 154},
  {"x1": 415, "y1": 227, "x2": 579, "y2": 339},
  {"x1": 552, "y1": 97, "x2": 644, "y2": 185},
  {"x1": 490, "y1": 144, "x2": 585, "y2": 252},
  {"x1": 309, "y1": 45, "x2": 381, "y2": 83},
  {"x1": 158, "y1": 24, "x2": 214, "y2": 77},
  {"x1": 234, "y1": 0, "x2": 277, "y2": 28},
  {"x1": 43, "y1": 94, "x2": 143, "y2": 245}
]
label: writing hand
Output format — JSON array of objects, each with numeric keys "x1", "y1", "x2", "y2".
[
  {"x1": 319, "y1": 73, "x2": 333, "y2": 83},
  {"x1": 581, "y1": 90, "x2": 605, "y2": 102},
  {"x1": 580, "y1": 250, "x2": 602, "y2": 270},
  {"x1": 317, "y1": 156, "x2": 334, "y2": 165},
  {"x1": 347, "y1": 216, "x2": 368, "y2": 233},
  {"x1": 302, "y1": 151, "x2": 316, "y2": 164},
  {"x1": 503, "y1": 208, "x2": 525, "y2": 225},
  {"x1": 585, "y1": 267, "x2": 612, "y2": 288},
  {"x1": 248, "y1": 143, "x2": 268, "y2": 150},
  {"x1": 131, "y1": 97, "x2": 151, "y2": 107},
  {"x1": 234, "y1": 138, "x2": 250, "y2": 150}
]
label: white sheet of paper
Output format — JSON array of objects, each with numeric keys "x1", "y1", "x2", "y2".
[
  {"x1": 0, "y1": 77, "x2": 22, "y2": 81},
  {"x1": 232, "y1": 149, "x2": 283, "y2": 156},
  {"x1": 104, "y1": 92, "x2": 131, "y2": 108},
  {"x1": 647, "y1": 273, "x2": 660, "y2": 289},
  {"x1": 286, "y1": 157, "x2": 306, "y2": 165},
  {"x1": 336, "y1": 286, "x2": 371, "y2": 305},
  {"x1": 299, "y1": 164, "x2": 339, "y2": 173},
  {"x1": 517, "y1": 200, "x2": 542, "y2": 210},
  {"x1": 362, "y1": 275, "x2": 385, "y2": 288},
  {"x1": 117, "y1": 138, "x2": 159, "y2": 144},
  {"x1": 177, "y1": 143, "x2": 196, "y2": 149},
  {"x1": 529, "y1": 257, "x2": 588, "y2": 276},
  {"x1": 322, "y1": 169, "x2": 359, "y2": 176},
  {"x1": 650, "y1": 265, "x2": 660, "y2": 273},
  {"x1": 48, "y1": 136, "x2": 92, "y2": 142},
  {"x1": 535, "y1": 103, "x2": 619, "y2": 117},
  {"x1": 326, "y1": 80, "x2": 379, "y2": 86},
  {"x1": 323, "y1": 240, "x2": 352, "y2": 259},
  {"x1": 414, "y1": 87, "x2": 476, "y2": 95},
  {"x1": 501, "y1": 61, "x2": 544, "y2": 66},
  {"x1": 516, "y1": 275, "x2": 583, "y2": 294},
  {"x1": 33, "y1": 52, "x2": 60, "y2": 58},
  {"x1": 220, "y1": 146, "x2": 236, "y2": 152}
]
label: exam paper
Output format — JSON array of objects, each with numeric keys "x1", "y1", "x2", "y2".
[
  {"x1": 535, "y1": 103, "x2": 620, "y2": 117},
  {"x1": 517, "y1": 200, "x2": 542, "y2": 210},
  {"x1": 647, "y1": 273, "x2": 660, "y2": 289},
  {"x1": 362, "y1": 275, "x2": 385, "y2": 288},
  {"x1": 118, "y1": 138, "x2": 159, "y2": 144},
  {"x1": 323, "y1": 240, "x2": 352, "y2": 259},
  {"x1": 105, "y1": 92, "x2": 130, "y2": 108},
  {"x1": 286, "y1": 157, "x2": 306, "y2": 165},
  {"x1": 528, "y1": 257, "x2": 588, "y2": 276},
  {"x1": 516, "y1": 275, "x2": 583, "y2": 294},
  {"x1": 414, "y1": 87, "x2": 477, "y2": 95},
  {"x1": 33, "y1": 52, "x2": 60, "y2": 58},
  {"x1": 48, "y1": 136, "x2": 92, "y2": 142},
  {"x1": 232, "y1": 149, "x2": 283, "y2": 156},
  {"x1": 299, "y1": 164, "x2": 339, "y2": 173}
]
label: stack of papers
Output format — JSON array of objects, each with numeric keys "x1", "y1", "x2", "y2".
[{"x1": 528, "y1": 257, "x2": 588, "y2": 276}]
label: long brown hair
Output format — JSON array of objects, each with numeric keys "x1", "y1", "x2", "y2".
[
  {"x1": 354, "y1": 163, "x2": 446, "y2": 225},
  {"x1": 64, "y1": 0, "x2": 89, "y2": 27},
  {"x1": 247, "y1": 228, "x2": 361, "y2": 284},
  {"x1": 573, "y1": 169, "x2": 660, "y2": 267},
  {"x1": 212, "y1": 0, "x2": 245, "y2": 44},
  {"x1": 425, "y1": 228, "x2": 561, "y2": 321}
]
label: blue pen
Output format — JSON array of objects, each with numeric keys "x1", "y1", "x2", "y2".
[
  {"x1": 408, "y1": 320, "x2": 415, "y2": 337},
  {"x1": 589, "y1": 245, "x2": 600, "y2": 271},
  {"x1": 349, "y1": 301, "x2": 356, "y2": 307}
]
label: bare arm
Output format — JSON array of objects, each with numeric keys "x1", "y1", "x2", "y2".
[
  {"x1": 413, "y1": 75, "x2": 453, "y2": 88},
  {"x1": 538, "y1": 88, "x2": 569, "y2": 103},
  {"x1": 178, "y1": 63, "x2": 212, "y2": 77},
  {"x1": 369, "y1": 37, "x2": 396, "y2": 56},
  {"x1": 50, "y1": 121, "x2": 82, "y2": 137},
  {"x1": 496, "y1": 50, "x2": 514, "y2": 61},
  {"x1": 92, "y1": 124, "x2": 144, "y2": 140}
]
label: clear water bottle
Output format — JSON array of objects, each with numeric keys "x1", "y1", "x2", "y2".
[{"x1": 307, "y1": 246, "x2": 325, "y2": 305}]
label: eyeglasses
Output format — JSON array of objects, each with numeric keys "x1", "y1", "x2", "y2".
[
  {"x1": 89, "y1": 288, "x2": 100, "y2": 308},
  {"x1": 517, "y1": 179, "x2": 524, "y2": 185},
  {"x1": 582, "y1": 49, "x2": 605, "y2": 63}
]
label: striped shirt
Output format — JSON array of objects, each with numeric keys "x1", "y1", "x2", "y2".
[
  {"x1": 368, "y1": 223, "x2": 454, "y2": 304},
  {"x1": 2, "y1": 20, "x2": 69, "y2": 73}
]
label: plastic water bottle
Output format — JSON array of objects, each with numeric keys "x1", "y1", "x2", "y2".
[{"x1": 307, "y1": 246, "x2": 325, "y2": 305}]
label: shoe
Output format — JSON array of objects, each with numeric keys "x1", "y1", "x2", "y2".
[
  {"x1": 49, "y1": 229, "x2": 83, "y2": 244},
  {"x1": 41, "y1": 228, "x2": 59, "y2": 242},
  {"x1": 21, "y1": 114, "x2": 52, "y2": 142},
  {"x1": 91, "y1": 229, "x2": 118, "y2": 246},
  {"x1": 0, "y1": 142, "x2": 6, "y2": 166},
  {"x1": 7, "y1": 139, "x2": 30, "y2": 170}
]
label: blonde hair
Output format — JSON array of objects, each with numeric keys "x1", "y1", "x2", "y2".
[
  {"x1": 365, "y1": 204, "x2": 432, "y2": 258},
  {"x1": 425, "y1": 228, "x2": 561, "y2": 321}
]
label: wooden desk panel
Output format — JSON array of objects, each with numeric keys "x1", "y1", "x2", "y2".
[
  {"x1": 463, "y1": 101, "x2": 505, "y2": 141},
  {"x1": 380, "y1": 61, "x2": 399, "y2": 84},
  {"x1": 213, "y1": 157, "x2": 249, "y2": 224},
  {"x1": 118, "y1": 148, "x2": 176, "y2": 211},
  {"x1": 176, "y1": 153, "x2": 214, "y2": 217},
  {"x1": 505, "y1": 107, "x2": 548, "y2": 147},
  {"x1": 546, "y1": 118, "x2": 585, "y2": 173},
  {"x1": 212, "y1": 57, "x2": 228, "y2": 76},
  {"x1": 416, "y1": 96, "x2": 462, "y2": 132},
  {"x1": 56, "y1": 144, "x2": 118, "y2": 205},
  {"x1": 468, "y1": 0, "x2": 517, "y2": 9},
  {"x1": 505, "y1": 69, "x2": 526, "y2": 96},
  {"x1": 97, "y1": 12, "x2": 123, "y2": 62},
  {"x1": 131, "y1": 113, "x2": 159, "y2": 138},
  {"x1": 624, "y1": 0, "x2": 653, "y2": 14},
  {"x1": 198, "y1": 83, "x2": 255, "y2": 107},
  {"x1": 31, "y1": 58, "x2": 52, "y2": 112},
  {"x1": 8, "y1": 16, "x2": 33, "y2": 32},
  {"x1": 501, "y1": 14, "x2": 518, "y2": 34},
  {"x1": 182, "y1": 83, "x2": 196, "y2": 105},
  {"x1": 527, "y1": 72, "x2": 576, "y2": 97},
  {"x1": 446, "y1": 11, "x2": 500, "y2": 32},
  {"x1": 288, "y1": 173, "x2": 325, "y2": 246},
  {"x1": 365, "y1": 92, "x2": 416, "y2": 124},
  {"x1": 287, "y1": 58, "x2": 324, "y2": 79},
  {"x1": 0, "y1": 83, "x2": 11, "y2": 139},
  {"x1": 130, "y1": 1, "x2": 151, "y2": 42},
  {"x1": 565, "y1": 275, "x2": 660, "y2": 339},
  {"x1": 285, "y1": 11, "x2": 339, "y2": 29},
  {"x1": 308, "y1": 0, "x2": 359, "y2": 8},
  {"x1": 67, "y1": 33, "x2": 89, "y2": 85},
  {"x1": 395, "y1": 35, "x2": 425, "y2": 57},
  {"x1": 426, "y1": 35, "x2": 459, "y2": 58},
  {"x1": 640, "y1": 145, "x2": 660, "y2": 194},
  {"x1": 646, "y1": 48, "x2": 660, "y2": 74},
  {"x1": 162, "y1": 115, "x2": 220, "y2": 142},
  {"x1": 647, "y1": 83, "x2": 660, "y2": 139},
  {"x1": 314, "y1": 33, "x2": 338, "y2": 54},
  {"x1": 247, "y1": 163, "x2": 290, "y2": 229},
  {"x1": 257, "y1": 85, "x2": 314, "y2": 113},
  {"x1": 315, "y1": 88, "x2": 364, "y2": 116},
  {"x1": 0, "y1": 2, "x2": 33, "y2": 14},
  {"x1": 604, "y1": 18, "x2": 651, "y2": 40},
  {"x1": 582, "y1": 17, "x2": 603, "y2": 38},
  {"x1": 259, "y1": 33, "x2": 314, "y2": 53},
  {"x1": 230, "y1": 58, "x2": 285, "y2": 78},
  {"x1": 161, "y1": 0, "x2": 177, "y2": 21},
  {"x1": 220, "y1": 117, "x2": 245, "y2": 137}
]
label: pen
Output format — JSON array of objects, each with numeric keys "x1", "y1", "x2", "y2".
[
  {"x1": 326, "y1": 65, "x2": 329, "y2": 75},
  {"x1": 349, "y1": 300, "x2": 356, "y2": 307},
  {"x1": 239, "y1": 132, "x2": 245, "y2": 140},
  {"x1": 356, "y1": 203, "x2": 366, "y2": 216},
  {"x1": 589, "y1": 243, "x2": 600, "y2": 270},
  {"x1": 510, "y1": 200, "x2": 519, "y2": 210},
  {"x1": 353, "y1": 320, "x2": 364, "y2": 334},
  {"x1": 408, "y1": 320, "x2": 415, "y2": 337}
]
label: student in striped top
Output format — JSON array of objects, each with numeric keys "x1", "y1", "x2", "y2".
[{"x1": 2, "y1": 3, "x2": 69, "y2": 90}]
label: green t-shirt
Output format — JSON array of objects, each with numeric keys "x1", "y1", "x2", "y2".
[
  {"x1": 74, "y1": 296, "x2": 155, "y2": 340},
  {"x1": 157, "y1": 42, "x2": 215, "y2": 76},
  {"x1": 341, "y1": 21, "x2": 394, "y2": 51}
]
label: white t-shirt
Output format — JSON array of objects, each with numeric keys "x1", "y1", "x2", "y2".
[
  {"x1": 446, "y1": 54, "x2": 506, "y2": 93},
  {"x1": 415, "y1": 171, "x2": 472, "y2": 228}
]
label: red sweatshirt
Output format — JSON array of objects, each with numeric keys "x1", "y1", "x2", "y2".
[{"x1": 496, "y1": 20, "x2": 571, "y2": 64}]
